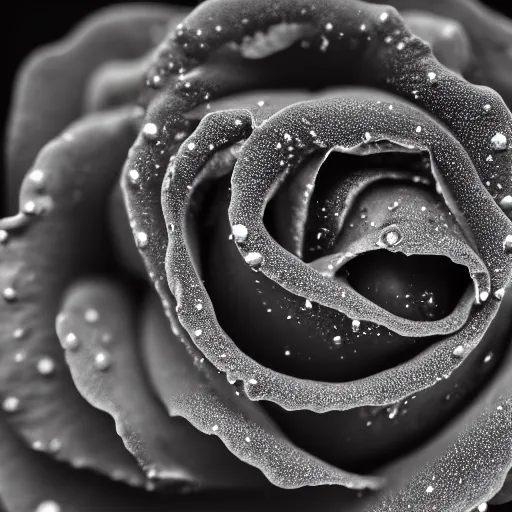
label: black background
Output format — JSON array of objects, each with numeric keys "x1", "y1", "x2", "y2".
[{"x1": 3, "y1": 1, "x2": 512, "y2": 509}]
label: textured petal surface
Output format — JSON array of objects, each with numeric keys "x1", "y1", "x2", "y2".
[
  {"x1": 141, "y1": 291, "x2": 383, "y2": 490},
  {"x1": 0, "y1": 108, "x2": 145, "y2": 485},
  {"x1": 56, "y1": 279, "x2": 266, "y2": 490}
]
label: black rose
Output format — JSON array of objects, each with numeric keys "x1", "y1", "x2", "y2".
[{"x1": 3, "y1": 1, "x2": 512, "y2": 511}]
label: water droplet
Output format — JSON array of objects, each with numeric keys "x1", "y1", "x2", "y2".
[
  {"x1": 494, "y1": 288, "x2": 505, "y2": 300},
  {"x1": 37, "y1": 357, "x2": 56, "y2": 376},
  {"x1": 28, "y1": 169, "x2": 46, "y2": 191},
  {"x1": 142, "y1": 123, "x2": 159, "y2": 141},
  {"x1": 63, "y1": 332, "x2": 80, "y2": 351},
  {"x1": 128, "y1": 169, "x2": 140, "y2": 186},
  {"x1": 249, "y1": 378, "x2": 258, "y2": 385},
  {"x1": 231, "y1": 224, "x2": 248, "y2": 243},
  {"x1": 490, "y1": 132, "x2": 507, "y2": 151},
  {"x1": 14, "y1": 350, "x2": 27, "y2": 363},
  {"x1": 212, "y1": 424, "x2": 219, "y2": 431},
  {"x1": 23, "y1": 201, "x2": 38, "y2": 215},
  {"x1": 305, "y1": 299, "x2": 312, "y2": 309},
  {"x1": 284, "y1": 350, "x2": 291, "y2": 356},
  {"x1": 478, "y1": 503, "x2": 488, "y2": 512},
  {"x1": 94, "y1": 351, "x2": 112, "y2": 371},
  {"x1": 483, "y1": 104, "x2": 491, "y2": 114},
  {"x1": 352, "y1": 320, "x2": 361, "y2": 332},
  {"x1": 244, "y1": 252, "x2": 263, "y2": 267},
  {"x1": 35, "y1": 500, "x2": 62, "y2": 512},
  {"x1": 48, "y1": 438, "x2": 62, "y2": 453},
  {"x1": 194, "y1": 329, "x2": 203, "y2": 337},
  {"x1": 479, "y1": 291, "x2": 489, "y2": 302},
  {"x1": 427, "y1": 71, "x2": 437, "y2": 82},
  {"x1": 0, "y1": 229, "x2": 8, "y2": 243},
  {"x1": 382, "y1": 229, "x2": 401, "y2": 247},
  {"x1": 2, "y1": 287, "x2": 17, "y2": 302},
  {"x1": 500, "y1": 195, "x2": 512, "y2": 211},
  {"x1": 426, "y1": 485, "x2": 434, "y2": 493},
  {"x1": 245, "y1": 436, "x2": 251, "y2": 443},
  {"x1": 503, "y1": 235, "x2": 512, "y2": 253},
  {"x1": 452, "y1": 345, "x2": 464, "y2": 357},
  {"x1": 135, "y1": 231, "x2": 149, "y2": 248},
  {"x1": 380, "y1": 12, "x2": 389, "y2": 22},
  {"x1": 2, "y1": 396, "x2": 20, "y2": 413},
  {"x1": 483, "y1": 352, "x2": 493, "y2": 364},
  {"x1": 13, "y1": 327, "x2": 26, "y2": 340},
  {"x1": 187, "y1": 142, "x2": 196, "y2": 151},
  {"x1": 333, "y1": 335, "x2": 342, "y2": 345},
  {"x1": 84, "y1": 308, "x2": 99, "y2": 323}
]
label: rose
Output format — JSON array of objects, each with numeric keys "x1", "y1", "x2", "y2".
[{"x1": 2, "y1": 1, "x2": 512, "y2": 511}]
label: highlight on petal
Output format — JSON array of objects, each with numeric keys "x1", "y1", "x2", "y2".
[
  {"x1": 6, "y1": 3, "x2": 186, "y2": 211},
  {"x1": 56, "y1": 279, "x2": 266, "y2": 491},
  {"x1": 0, "y1": 107, "x2": 146, "y2": 485}
]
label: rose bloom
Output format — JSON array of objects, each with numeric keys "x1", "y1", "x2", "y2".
[{"x1": 3, "y1": 0, "x2": 512, "y2": 510}]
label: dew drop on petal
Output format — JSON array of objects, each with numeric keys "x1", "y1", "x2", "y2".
[
  {"x1": 0, "y1": 229, "x2": 8, "y2": 243},
  {"x1": 352, "y1": 320, "x2": 361, "y2": 332},
  {"x1": 28, "y1": 169, "x2": 46, "y2": 190},
  {"x1": 426, "y1": 485, "x2": 434, "y2": 493},
  {"x1": 2, "y1": 287, "x2": 17, "y2": 302},
  {"x1": 231, "y1": 224, "x2": 248, "y2": 243},
  {"x1": 2, "y1": 396, "x2": 20, "y2": 413},
  {"x1": 452, "y1": 345, "x2": 464, "y2": 357},
  {"x1": 35, "y1": 500, "x2": 62, "y2": 512},
  {"x1": 94, "y1": 351, "x2": 112, "y2": 371},
  {"x1": 494, "y1": 288, "x2": 505, "y2": 300},
  {"x1": 490, "y1": 132, "x2": 507, "y2": 151},
  {"x1": 37, "y1": 357, "x2": 56, "y2": 376},
  {"x1": 244, "y1": 252, "x2": 263, "y2": 267},
  {"x1": 84, "y1": 308, "x2": 99, "y2": 323},
  {"x1": 63, "y1": 332, "x2": 80, "y2": 351},
  {"x1": 135, "y1": 231, "x2": 149, "y2": 248},
  {"x1": 128, "y1": 169, "x2": 140, "y2": 186},
  {"x1": 142, "y1": 123, "x2": 159, "y2": 141},
  {"x1": 500, "y1": 195, "x2": 512, "y2": 211},
  {"x1": 483, "y1": 104, "x2": 491, "y2": 114},
  {"x1": 13, "y1": 327, "x2": 26, "y2": 340},
  {"x1": 479, "y1": 291, "x2": 489, "y2": 302},
  {"x1": 212, "y1": 424, "x2": 219, "y2": 432},
  {"x1": 194, "y1": 329, "x2": 203, "y2": 337}
]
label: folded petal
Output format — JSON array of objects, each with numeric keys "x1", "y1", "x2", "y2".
[
  {"x1": 6, "y1": 3, "x2": 184, "y2": 211},
  {"x1": 56, "y1": 278, "x2": 266, "y2": 490},
  {"x1": 0, "y1": 107, "x2": 145, "y2": 485}
]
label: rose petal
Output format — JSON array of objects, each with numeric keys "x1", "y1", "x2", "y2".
[
  {"x1": 0, "y1": 107, "x2": 145, "y2": 485},
  {"x1": 401, "y1": 11, "x2": 471, "y2": 74},
  {"x1": 6, "y1": 3, "x2": 182, "y2": 211},
  {"x1": 140, "y1": 291, "x2": 383, "y2": 490},
  {"x1": 56, "y1": 278, "x2": 266, "y2": 491},
  {"x1": 367, "y1": 0, "x2": 512, "y2": 106},
  {"x1": 366, "y1": 293, "x2": 512, "y2": 511}
]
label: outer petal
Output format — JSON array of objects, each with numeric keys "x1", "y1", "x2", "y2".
[
  {"x1": 55, "y1": 279, "x2": 266, "y2": 490},
  {"x1": 6, "y1": 3, "x2": 186, "y2": 211},
  {"x1": 0, "y1": 108, "x2": 145, "y2": 485}
]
